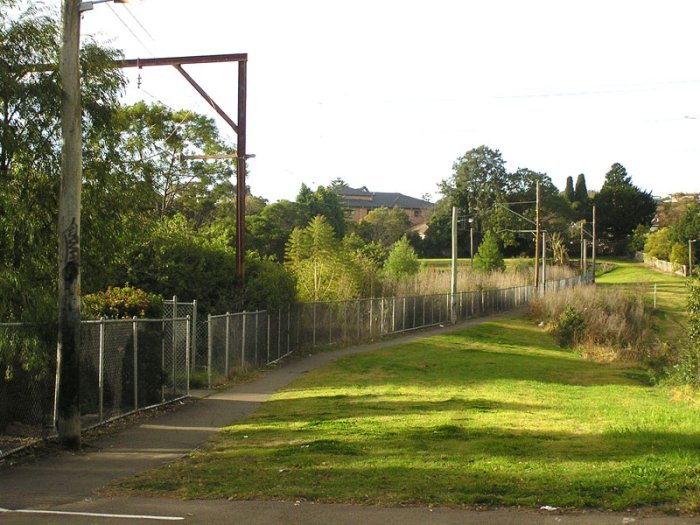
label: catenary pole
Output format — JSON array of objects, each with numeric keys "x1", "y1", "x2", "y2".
[
  {"x1": 55, "y1": 0, "x2": 82, "y2": 449},
  {"x1": 592, "y1": 205, "x2": 597, "y2": 283},
  {"x1": 450, "y1": 206, "x2": 458, "y2": 324},
  {"x1": 534, "y1": 182, "x2": 541, "y2": 291}
]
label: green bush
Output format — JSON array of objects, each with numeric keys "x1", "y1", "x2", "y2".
[
  {"x1": 383, "y1": 236, "x2": 420, "y2": 281},
  {"x1": 473, "y1": 231, "x2": 505, "y2": 273},
  {"x1": 554, "y1": 305, "x2": 585, "y2": 347},
  {"x1": 82, "y1": 285, "x2": 163, "y2": 319},
  {"x1": 670, "y1": 243, "x2": 688, "y2": 270}
]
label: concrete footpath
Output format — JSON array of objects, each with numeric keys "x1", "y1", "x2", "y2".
[{"x1": 0, "y1": 310, "x2": 698, "y2": 524}]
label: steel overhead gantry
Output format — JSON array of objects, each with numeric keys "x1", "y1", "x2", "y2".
[{"x1": 117, "y1": 53, "x2": 249, "y2": 281}]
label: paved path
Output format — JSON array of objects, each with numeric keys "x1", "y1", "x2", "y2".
[{"x1": 0, "y1": 310, "x2": 697, "y2": 524}]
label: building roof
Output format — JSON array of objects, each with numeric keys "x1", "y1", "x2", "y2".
[{"x1": 334, "y1": 186, "x2": 433, "y2": 210}]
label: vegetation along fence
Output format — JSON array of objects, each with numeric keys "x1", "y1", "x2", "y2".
[
  {"x1": 0, "y1": 273, "x2": 590, "y2": 456},
  {"x1": 204, "y1": 274, "x2": 592, "y2": 387}
]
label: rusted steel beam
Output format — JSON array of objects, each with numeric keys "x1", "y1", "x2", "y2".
[
  {"x1": 173, "y1": 64, "x2": 238, "y2": 135},
  {"x1": 118, "y1": 53, "x2": 247, "y2": 68}
]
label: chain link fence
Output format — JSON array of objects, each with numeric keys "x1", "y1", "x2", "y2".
[
  {"x1": 204, "y1": 274, "x2": 592, "y2": 387},
  {"x1": 1, "y1": 317, "x2": 190, "y2": 457},
  {"x1": 1, "y1": 274, "x2": 591, "y2": 454}
]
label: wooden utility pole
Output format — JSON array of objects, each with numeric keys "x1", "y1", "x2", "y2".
[
  {"x1": 450, "y1": 206, "x2": 458, "y2": 324},
  {"x1": 541, "y1": 232, "x2": 546, "y2": 290},
  {"x1": 55, "y1": 0, "x2": 82, "y2": 449},
  {"x1": 534, "y1": 182, "x2": 541, "y2": 290},
  {"x1": 592, "y1": 205, "x2": 597, "y2": 283}
]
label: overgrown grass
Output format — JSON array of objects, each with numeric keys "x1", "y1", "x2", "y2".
[
  {"x1": 114, "y1": 317, "x2": 700, "y2": 512},
  {"x1": 529, "y1": 285, "x2": 657, "y2": 362}
]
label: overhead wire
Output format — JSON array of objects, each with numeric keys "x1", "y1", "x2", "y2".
[
  {"x1": 106, "y1": 2, "x2": 155, "y2": 57},
  {"x1": 123, "y1": 4, "x2": 156, "y2": 43}
]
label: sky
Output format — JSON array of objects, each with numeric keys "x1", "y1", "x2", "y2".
[{"x1": 50, "y1": 0, "x2": 700, "y2": 203}]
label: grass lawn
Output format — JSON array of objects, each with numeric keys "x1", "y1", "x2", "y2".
[
  {"x1": 596, "y1": 258, "x2": 689, "y2": 343},
  {"x1": 116, "y1": 310, "x2": 700, "y2": 511}
]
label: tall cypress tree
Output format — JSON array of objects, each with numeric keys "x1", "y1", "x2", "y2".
[
  {"x1": 564, "y1": 176, "x2": 575, "y2": 201},
  {"x1": 574, "y1": 173, "x2": 588, "y2": 204}
]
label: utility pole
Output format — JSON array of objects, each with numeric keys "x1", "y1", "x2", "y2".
[
  {"x1": 592, "y1": 205, "x2": 597, "y2": 283},
  {"x1": 534, "y1": 182, "x2": 541, "y2": 291},
  {"x1": 236, "y1": 60, "x2": 247, "y2": 283},
  {"x1": 583, "y1": 239, "x2": 587, "y2": 277},
  {"x1": 450, "y1": 206, "x2": 458, "y2": 324},
  {"x1": 55, "y1": 0, "x2": 82, "y2": 449},
  {"x1": 470, "y1": 221, "x2": 474, "y2": 269},
  {"x1": 541, "y1": 232, "x2": 546, "y2": 290},
  {"x1": 580, "y1": 220, "x2": 585, "y2": 272}
]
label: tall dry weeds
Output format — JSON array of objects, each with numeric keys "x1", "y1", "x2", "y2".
[
  {"x1": 528, "y1": 285, "x2": 658, "y2": 362},
  {"x1": 391, "y1": 264, "x2": 578, "y2": 296}
]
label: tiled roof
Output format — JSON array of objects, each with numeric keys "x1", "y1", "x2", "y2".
[{"x1": 335, "y1": 186, "x2": 433, "y2": 209}]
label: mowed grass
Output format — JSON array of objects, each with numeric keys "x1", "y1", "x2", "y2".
[
  {"x1": 116, "y1": 317, "x2": 700, "y2": 511},
  {"x1": 596, "y1": 258, "x2": 689, "y2": 342}
]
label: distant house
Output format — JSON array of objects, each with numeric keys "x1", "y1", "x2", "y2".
[{"x1": 333, "y1": 185, "x2": 434, "y2": 227}]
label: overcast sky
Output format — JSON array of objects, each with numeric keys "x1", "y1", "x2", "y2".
[{"x1": 53, "y1": 0, "x2": 700, "y2": 202}]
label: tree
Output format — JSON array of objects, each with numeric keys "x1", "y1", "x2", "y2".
[
  {"x1": 564, "y1": 176, "x2": 575, "y2": 202},
  {"x1": 355, "y1": 206, "x2": 411, "y2": 249},
  {"x1": 285, "y1": 216, "x2": 361, "y2": 301},
  {"x1": 296, "y1": 183, "x2": 346, "y2": 237},
  {"x1": 440, "y1": 145, "x2": 508, "y2": 231},
  {"x1": 669, "y1": 202, "x2": 700, "y2": 246},
  {"x1": 247, "y1": 199, "x2": 309, "y2": 261},
  {"x1": 594, "y1": 163, "x2": 656, "y2": 253},
  {"x1": 1, "y1": 0, "x2": 128, "y2": 317},
  {"x1": 571, "y1": 173, "x2": 590, "y2": 219},
  {"x1": 644, "y1": 227, "x2": 672, "y2": 260},
  {"x1": 473, "y1": 231, "x2": 505, "y2": 272},
  {"x1": 117, "y1": 102, "x2": 236, "y2": 224},
  {"x1": 383, "y1": 236, "x2": 420, "y2": 282}
]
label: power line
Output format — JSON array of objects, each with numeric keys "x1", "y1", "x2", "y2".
[
  {"x1": 123, "y1": 4, "x2": 156, "y2": 43},
  {"x1": 106, "y1": 3, "x2": 154, "y2": 57}
]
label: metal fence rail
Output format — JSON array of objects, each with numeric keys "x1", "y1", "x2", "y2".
[{"x1": 0, "y1": 317, "x2": 190, "y2": 457}]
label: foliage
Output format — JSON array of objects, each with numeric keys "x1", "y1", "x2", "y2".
[
  {"x1": 247, "y1": 199, "x2": 309, "y2": 261},
  {"x1": 553, "y1": 305, "x2": 585, "y2": 347},
  {"x1": 644, "y1": 227, "x2": 672, "y2": 260},
  {"x1": 549, "y1": 232, "x2": 569, "y2": 265},
  {"x1": 673, "y1": 277, "x2": 700, "y2": 386},
  {"x1": 670, "y1": 243, "x2": 688, "y2": 270},
  {"x1": 123, "y1": 215, "x2": 238, "y2": 314},
  {"x1": 285, "y1": 216, "x2": 362, "y2": 301},
  {"x1": 355, "y1": 206, "x2": 411, "y2": 250},
  {"x1": 116, "y1": 101, "x2": 236, "y2": 224},
  {"x1": 241, "y1": 252, "x2": 297, "y2": 310},
  {"x1": 1, "y1": 1, "x2": 130, "y2": 319},
  {"x1": 628, "y1": 224, "x2": 650, "y2": 255},
  {"x1": 668, "y1": 201, "x2": 700, "y2": 246},
  {"x1": 563, "y1": 176, "x2": 574, "y2": 202},
  {"x1": 594, "y1": 163, "x2": 656, "y2": 253},
  {"x1": 473, "y1": 231, "x2": 505, "y2": 272},
  {"x1": 296, "y1": 184, "x2": 346, "y2": 237},
  {"x1": 82, "y1": 286, "x2": 163, "y2": 320},
  {"x1": 440, "y1": 145, "x2": 508, "y2": 232},
  {"x1": 571, "y1": 173, "x2": 590, "y2": 217},
  {"x1": 383, "y1": 236, "x2": 420, "y2": 282}
]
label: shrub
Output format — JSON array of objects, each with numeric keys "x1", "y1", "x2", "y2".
[
  {"x1": 473, "y1": 231, "x2": 505, "y2": 273},
  {"x1": 673, "y1": 277, "x2": 700, "y2": 386},
  {"x1": 82, "y1": 285, "x2": 163, "y2": 319},
  {"x1": 554, "y1": 305, "x2": 585, "y2": 347},
  {"x1": 670, "y1": 243, "x2": 688, "y2": 270},
  {"x1": 384, "y1": 236, "x2": 420, "y2": 281}
]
